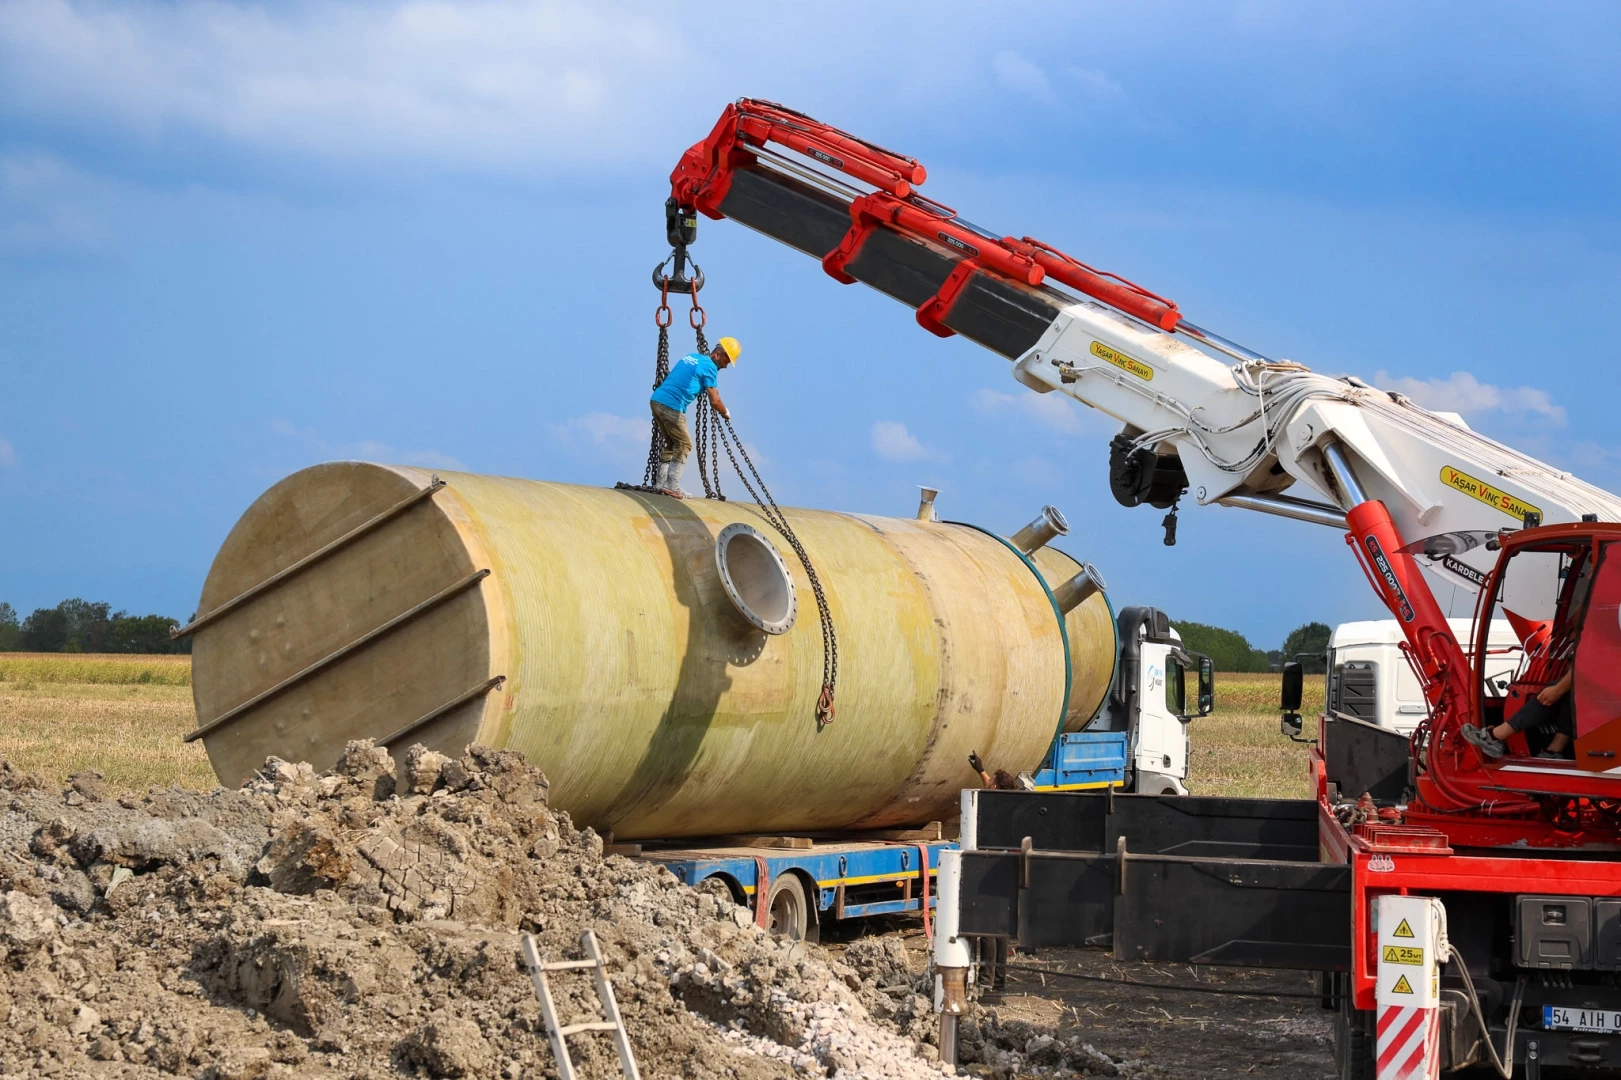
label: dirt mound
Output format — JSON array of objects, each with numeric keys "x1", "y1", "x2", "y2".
[
  {"x1": 0, "y1": 746, "x2": 1142, "y2": 1078},
  {"x1": 0, "y1": 744, "x2": 990, "y2": 1078}
]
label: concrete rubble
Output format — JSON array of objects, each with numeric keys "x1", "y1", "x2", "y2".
[{"x1": 0, "y1": 747, "x2": 1137, "y2": 1079}]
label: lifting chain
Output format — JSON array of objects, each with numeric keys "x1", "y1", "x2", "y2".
[
  {"x1": 640, "y1": 281, "x2": 676, "y2": 488},
  {"x1": 632, "y1": 257, "x2": 838, "y2": 727},
  {"x1": 710, "y1": 414, "x2": 839, "y2": 727},
  {"x1": 688, "y1": 285, "x2": 726, "y2": 501}
]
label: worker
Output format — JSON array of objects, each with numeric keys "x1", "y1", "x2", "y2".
[
  {"x1": 967, "y1": 751, "x2": 1034, "y2": 791},
  {"x1": 1463, "y1": 572, "x2": 1590, "y2": 761},
  {"x1": 650, "y1": 337, "x2": 740, "y2": 498},
  {"x1": 1463, "y1": 667, "x2": 1575, "y2": 760}
]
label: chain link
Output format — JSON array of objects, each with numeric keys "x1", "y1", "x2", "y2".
[
  {"x1": 641, "y1": 320, "x2": 672, "y2": 488},
  {"x1": 689, "y1": 289, "x2": 727, "y2": 500},
  {"x1": 711, "y1": 414, "x2": 839, "y2": 726}
]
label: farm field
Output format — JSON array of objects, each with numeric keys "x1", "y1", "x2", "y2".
[
  {"x1": 0, "y1": 653, "x2": 212, "y2": 790},
  {"x1": 0, "y1": 654, "x2": 1320, "y2": 798},
  {"x1": 1188, "y1": 670, "x2": 1323, "y2": 800}
]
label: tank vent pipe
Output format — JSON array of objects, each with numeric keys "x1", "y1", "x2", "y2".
[
  {"x1": 1053, "y1": 563, "x2": 1107, "y2": 614},
  {"x1": 1010, "y1": 505, "x2": 1070, "y2": 554},
  {"x1": 917, "y1": 486, "x2": 940, "y2": 522}
]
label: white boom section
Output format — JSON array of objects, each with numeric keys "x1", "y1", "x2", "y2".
[{"x1": 1011, "y1": 298, "x2": 1621, "y2": 594}]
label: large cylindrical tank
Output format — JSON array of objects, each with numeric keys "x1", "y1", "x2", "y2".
[{"x1": 188, "y1": 463, "x2": 1115, "y2": 839}]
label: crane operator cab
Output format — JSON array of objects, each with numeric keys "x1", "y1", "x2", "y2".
[{"x1": 1470, "y1": 524, "x2": 1621, "y2": 769}]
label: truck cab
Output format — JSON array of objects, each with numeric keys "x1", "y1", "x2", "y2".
[
  {"x1": 1325, "y1": 618, "x2": 1522, "y2": 735},
  {"x1": 1035, "y1": 606, "x2": 1213, "y2": 795}
]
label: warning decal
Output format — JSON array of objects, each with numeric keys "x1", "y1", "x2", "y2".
[
  {"x1": 1383, "y1": 946, "x2": 1425, "y2": 966},
  {"x1": 1090, "y1": 341, "x2": 1154, "y2": 381},
  {"x1": 1393, "y1": 919, "x2": 1415, "y2": 939},
  {"x1": 1440, "y1": 466, "x2": 1542, "y2": 523},
  {"x1": 1392, "y1": 975, "x2": 1414, "y2": 995}
]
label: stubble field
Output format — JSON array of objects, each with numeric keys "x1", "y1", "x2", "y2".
[
  {"x1": 0, "y1": 655, "x2": 1321, "y2": 798},
  {"x1": 0, "y1": 653, "x2": 212, "y2": 790}
]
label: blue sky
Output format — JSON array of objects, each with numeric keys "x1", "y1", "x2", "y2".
[{"x1": 1, "y1": 0, "x2": 1618, "y2": 649}]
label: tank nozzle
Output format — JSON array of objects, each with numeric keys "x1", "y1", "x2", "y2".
[
  {"x1": 1010, "y1": 505, "x2": 1069, "y2": 554},
  {"x1": 917, "y1": 486, "x2": 940, "y2": 522},
  {"x1": 1053, "y1": 563, "x2": 1106, "y2": 614}
]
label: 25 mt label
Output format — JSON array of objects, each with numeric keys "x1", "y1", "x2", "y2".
[{"x1": 1091, "y1": 341, "x2": 1154, "y2": 381}]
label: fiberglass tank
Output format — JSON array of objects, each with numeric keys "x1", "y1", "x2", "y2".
[{"x1": 186, "y1": 463, "x2": 1115, "y2": 839}]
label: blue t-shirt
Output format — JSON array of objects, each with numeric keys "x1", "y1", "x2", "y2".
[{"x1": 651, "y1": 353, "x2": 719, "y2": 413}]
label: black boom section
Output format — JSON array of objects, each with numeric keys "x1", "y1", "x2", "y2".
[
  {"x1": 942, "y1": 274, "x2": 1063, "y2": 358},
  {"x1": 717, "y1": 165, "x2": 851, "y2": 259},
  {"x1": 715, "y1": 163, "x2": 1064, "y2": 359},
  {"x1": 959, "y1": 791, "x2": 1350, "y2": 969},
  {"x1": 972, "y1": 790, "x2": 1322, "y2": 861}
]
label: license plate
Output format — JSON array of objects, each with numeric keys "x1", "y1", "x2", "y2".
[{"x1": 1544, "y1": 1005, "x2": 1621, "y2": 1034}]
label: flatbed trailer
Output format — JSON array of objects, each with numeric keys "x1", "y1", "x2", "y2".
[
  {"x1": 946, "y1": 711, "x2": 1621, "y2": 1078},
  {"x1": 626, "y1": 838, "x2": 952, "y2": 940}
]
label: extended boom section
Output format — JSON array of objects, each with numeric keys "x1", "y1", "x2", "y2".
[{"x1": 671, "y1": 99, "x2": 1621, "y2": 596}]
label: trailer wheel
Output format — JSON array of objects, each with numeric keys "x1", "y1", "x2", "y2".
[
  {"x1": 1333, "y1": 991, "x2": 1375, "y2": 1080},
  {"x1": 765, "y1": 874, "x2": 808, "y2": 941}
]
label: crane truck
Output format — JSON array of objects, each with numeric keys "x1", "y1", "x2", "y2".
[{"x1": 661, "y1": 99, "x2": 1621, "y2": 1079}]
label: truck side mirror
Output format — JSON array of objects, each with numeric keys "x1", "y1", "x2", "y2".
[
  {"x1": 1197, "y1": 656, "x2": 1214, "y2": 717},
  {"x1": 1280, "y1": 661, "x2": 1304, "y2": 712},
  {"x1": 1279, "y1": 661, "x2": 1309, "y2": 742}
]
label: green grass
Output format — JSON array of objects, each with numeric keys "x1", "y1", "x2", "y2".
[{"x1": 1187, "y1": 671, "x2": 1323, "y2": 800}]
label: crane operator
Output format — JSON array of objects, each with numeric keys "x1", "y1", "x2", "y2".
[
  {"x1": 1463, "y1": 565, "x2": 1593, "y2": 761},
  {"x1": 650, "y1": 336, "x2": 740, "y2": 498}
]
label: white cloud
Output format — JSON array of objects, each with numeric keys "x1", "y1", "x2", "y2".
[
  {"x1": 550, "y1": 411, "x2": 648, "y2": 450},
  {"x1": 0, "y1": 151, "x2": 109, "y2": 256},
  {"x1": 992, "y1": 50, "x2": 1055, "y2": 104},
  {"x1": 1068, "y1": 67, "x2": 1125, "y2": 99},
  {"x1": 1373, "y1": 370, "x2": 1566, "y2": 426},
  {"x1": 270, "y1": 417, "x2": 466, "y2": 470},
  {"x1": 870, "y1": 420, "x2": 933, "y2": 462},
  {"x1": 0, "y1": 0, "x2": 675, "y2": 172},
  {"x1": 971, "y1": 387, "x2": 1089, "y2": 435},
  {"x1": 0, "y1": 438, "x2": 16, "y2": 469}
]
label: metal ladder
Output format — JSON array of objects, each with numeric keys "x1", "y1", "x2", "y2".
[{"x1": 520, "y1": 930, "x2": 642, "y2": 1080}]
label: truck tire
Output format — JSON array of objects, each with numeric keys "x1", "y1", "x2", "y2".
[
  {"x1": 1334, "y1": 994, "x2": 1376, "y2": 1080},
  {"x1": 765, "y1": 874, "x2": 808, "y2": 941}
]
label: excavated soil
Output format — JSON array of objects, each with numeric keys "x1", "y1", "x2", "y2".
[{"x1": 0, "y1": 744, "x2": 1154, "y2": 1079}]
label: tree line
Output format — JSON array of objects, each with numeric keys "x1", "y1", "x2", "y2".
[
  {"x1": 0, "y1": 599, "x2": 192, "y2": 655},
  {"x1": 1174, "y1": 619, "x2": 1331, "y2": 673}
]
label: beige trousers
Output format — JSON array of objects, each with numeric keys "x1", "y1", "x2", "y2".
[{"x1": 651, "y1": 401, "x2": 692, "y2": 464}]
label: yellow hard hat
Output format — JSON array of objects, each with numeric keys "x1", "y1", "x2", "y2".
[{"x1": 717, "y1": 336, "x2": 741, "y2": 364}]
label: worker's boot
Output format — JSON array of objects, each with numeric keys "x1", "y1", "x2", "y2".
[
  {"x1": 665, "y1": 460, "x2": 687, "y2": 499},
  {"x1": 1460, "y1": 724, "x2": 1507, "y2": 759},
  {"x1": 652, "y1": 461, "x2": 670, "y2": 492}
]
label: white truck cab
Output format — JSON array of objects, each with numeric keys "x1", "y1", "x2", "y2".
[
  {"x1": 1325, "y1": 618, "x2": 1523, "y2": 735},
  {"x1": 1084, "y1": 606, "x2": 1213, "y2": 795}
]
